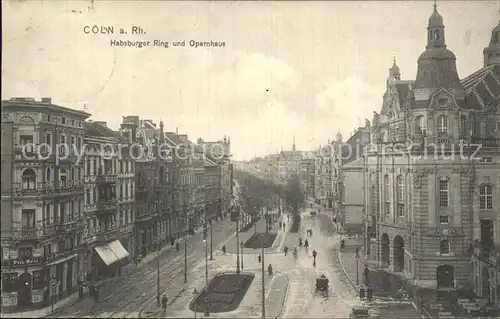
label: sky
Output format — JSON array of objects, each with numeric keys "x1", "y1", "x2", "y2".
[{"x1": 2, "y1": 0, "x2": 499, "y2": 160}]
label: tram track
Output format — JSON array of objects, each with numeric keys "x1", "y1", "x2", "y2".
[{"x1": 53, "y1": 218, "x2": 236, "y2": 318}]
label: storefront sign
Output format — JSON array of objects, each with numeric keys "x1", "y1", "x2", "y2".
[{"x1": 11, "y1": 257, "x2": 41, "y2": 266}]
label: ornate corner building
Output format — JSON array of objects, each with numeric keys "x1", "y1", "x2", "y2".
[
  {"x1": 363, "y1": 5, "x2": 499, "y2": 305},
  {"x1": 1, "y1": 98, "x2": 89, "y2": 309}
]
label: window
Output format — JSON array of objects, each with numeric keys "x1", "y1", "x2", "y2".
[
  {"x1": 21, "y1": 209, "x2": 35, "y2": 228},
  {"x1": 397, "y1": 176, "x2": 405, "y2": 217},
  {"x1": 415, "y1": 116, "x2": 426, "y2": 135},
  {"x1": 20, "y1": 135, "x2": 34, "y2": 153},
  {"x1": 59, "y1": 168, "x2": 67, "y2": 187},
  {"x1": 59, "y1": 134, "x2": 67, "y2": 155},
  {"x1": 439, "y1": 214, "x2": 449, "y2": 224},
  {"x1": 18, "y1": 247, "x2": 32, "y2": 260},
  {"x1": 61, "y1": 117, "x2": 66, "y2": 125},
  {"x1": 479, "y1": 184, "x2": 493, "y2": 210},
  {"x1": 437, "y1": 116, "x2": 449, "y2": 134},
  {"x1": 438, "y1": 98, "x2": 448, "y2": 107},
  {"x1": 440, "y1": 240, "x2": 450, "y2": 255},
  {"x1": 22, "y1": 169, "x2": 37, "y2": 190},
  {"x1": 385, "y1": 202, "x2": 391, "y2": 215},
  {"x1": 439, "y1": 179, "x2": 449, "y2": 207},
  {"x1": 45, "y1": 167, "x2": 51, "y2": 182},
  {"x1": 45, "y1": 132, "x2": 52, "y2": 146},
  {"x1": 460, "y1": 116, "x2": 467, "y2": 137}
]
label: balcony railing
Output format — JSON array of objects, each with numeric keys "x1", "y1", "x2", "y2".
[
  {"x1": 20, "y1": 228, "x2": 37, "y2": 239},
  {"x1": 96, "y1": 174, "x2": 117, "y2": 184},
  {"x1": 473, "y1": 246, "x2": 500, "y2": 267},
  {"x1": 97, "y1": 199, "x2": 117, "y2": 211},
  {"x1": 12, "y1": 181, "x2": 85, "y2": 196},
  {"x1": 471, "y1": 138, "x2": 500, "y2": 147},
  {"x1": 56, "y1": 220, "x2": 82, "y2": 233},
  {"x1": 96, "y1": 227, "x2": 118, "y2": 242}
]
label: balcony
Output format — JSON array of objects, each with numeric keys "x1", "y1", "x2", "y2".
[
  {"x1": 56, "y1": 220, "x2": 82, "y2": 233},
  {"x1": 471, "y1": 138, "x2": 500, "y2": 147},
  {"x1": 95, "y1": 227, "x2": 118, "y2": 243},
  {"x1": 20, "y1": 228, "x2": 37, "y2": 239},
  {"x1": 96, "y1": 174, "x2": 117, "y2": 184},
  {"x1": 97, "y1": 199, "x2": 117, "y2": 212}
]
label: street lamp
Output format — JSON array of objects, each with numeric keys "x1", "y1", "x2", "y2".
[
  {"x1": 261, "y1": 208, "x2": 266, "y2": 319},
  {"x1": 209, "y1": 219, "x2": 213, "y2": 260},
  {"x1": 184, "y1": 218, "x2": 188, "y2": 283},
  {"x1": 355, "y1": 254, "x2": 360, "y2": 286},
  {"x1": 240, "y1": 241, "x2": 244, "y2": 269},
  {"x1": 51, "y1": 274, "x2": 57, "y2": 313},
  {"x1": 156, "y1": 240, "x2": 161, "y2": 306},
  {"x1": 235, "y1": 206, "x2": 241, "y2": 274},
  {"x1": 203, "y1": 233, "x2": 210, "y2": 316}
]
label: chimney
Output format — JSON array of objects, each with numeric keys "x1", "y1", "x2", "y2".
[{"x1": 41, "y1": 97, "x2": 52, "y2": 104}]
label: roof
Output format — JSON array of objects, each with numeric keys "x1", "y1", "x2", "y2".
[
  {"x1": 85, "y1": 121, "x2": 126, "y2": 142},
  {"x1": 461, "y1": 64, "x2": 500, "y2": 110},
  {"x1": 395, "y1": 82, "x2": 414, "y2": 108},
  {"x1": 2, "y1": 98, "x2": 91, "y2": 118}
]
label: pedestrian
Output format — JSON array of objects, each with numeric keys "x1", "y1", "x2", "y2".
[
  {"x1": 222, "y1": 244, "x2": 226, "y2": 255},
  {"x1": 258, "y1": 254, "x2": 261, "y2": 263},
  {"x1": 284, "y1": 246, "x2": 288, "y2": 256},
  {"x1": 176, "y1": 241, "x2": 180, "y2": 251},
  {"x1": 356, "y1": 245, "x2": 360, "y2": 257},
  {"x1": 312, "y1": 249, "x2": 317, "y2": 266},
  {"x1": 161, "y1": 294, "x2": 168, "y2": 311},
  {"x1": 283, "y1": 223, "x2": 286, "y2": 230},
  {"x1": 279, "y1": 221, "x2": 282, "y2": 229},
  {"x1": 359, "y1": 287, "x2": 365, "y2": 300},
  {"x1": 366, "y1": 286, "x2": 373, "y2": 302}
]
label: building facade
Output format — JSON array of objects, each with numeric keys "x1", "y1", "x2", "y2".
[
  {"x1": 82, "y1": 121, "x2": 133, "y2": 283},
  {"x1": 1, "y1": 98, "x2": 89, "y2": 309},
  {"x1": 364, "y1": 6, "x2": 500, "y2": 298}
]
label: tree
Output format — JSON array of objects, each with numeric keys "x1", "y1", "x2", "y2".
[
  {"x1": 285, "y1": 176, "x2": 305, "y2": 224},
  {"x1": 234, "y1": 170, "x2": 284, "y2": 217}
]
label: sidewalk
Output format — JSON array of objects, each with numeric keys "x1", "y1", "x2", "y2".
[{"x1": 0, "y1": 225, "x2": 208, "y2": 318}]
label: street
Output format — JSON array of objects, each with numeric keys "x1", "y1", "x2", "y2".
[{"x1": 52, "y1": 217, "x2": 237, "y2": 318}]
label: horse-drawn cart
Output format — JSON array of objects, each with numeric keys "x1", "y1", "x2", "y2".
[{"x1": 315, "y1": 275, "x2": 329, "y2": 297}]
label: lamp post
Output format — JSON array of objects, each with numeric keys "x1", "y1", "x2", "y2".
[
  {"x1": 156, "y1": 240, "x2": 161, "y2": 306},
  {"x1": 261, "y1": 208, "x2": 266, "y2": 319},
  {"x1": 203, "y1": 228, "x2": 210, "y2": 317},
  {"x1": 236, "y1": 207, "x2": 241, "y2": 274},
  {"x1": 184, "y1": 216, "x2": 188, "y2": 283},
  {"x1": 51, "y1": 275, "x2": 57, "y2": 313},
  {"x1": 209, "y1": 219, "x2": 213, "y2": 260},
  {"x1": 240, "y1": 241, "x2": 244, "y2": 269},
  {"x1": 356, "y1": 254, "x2": 360, "y2": 286}
]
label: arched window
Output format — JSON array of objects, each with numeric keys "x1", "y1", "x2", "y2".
[
  {"x1": 460, "y1": 115, "x2": 468, "y2": 137},
  {"x1": 22, "y1": 169, "x2": 37, "y2": 190},
  {"x1": 479, "y1": 184, "x2": 493, "y2": 210},
  {"x1": 384, "y1": 175, "x2": 390, "y2": 215},
  {"x1": 440, "y1": 239, "x2": 450, "y2": 255},
  {"x1": 434, "y1": 30, "x2": 440, "y2": 40},
  {"x1": 415, "y1": 116, "x2": 426, "y2": 135},
  {"x1": 437, "y1": 115, "x2": 449, "y2": 134},
  {"x1": 397, "y1": 176, "x2": 405, "y2": 217}
]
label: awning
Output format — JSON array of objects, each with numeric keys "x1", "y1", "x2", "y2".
[
  {"x1": 94, "y1": 245, "x2": 119, "y2": 266},
  {"x1": 107, "y1": 240, "x2": 130, "y2": 260}
]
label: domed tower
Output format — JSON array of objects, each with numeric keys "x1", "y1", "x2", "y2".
[
  {"x1": 483, "y1": 19, "x2": 500, "y2": 66},
  {"x1": 413, "y1": 2, "x2": 464, "y2": 100},
  {"x1": 389, "y1": 57, "x2": 401, "y2": 81}
]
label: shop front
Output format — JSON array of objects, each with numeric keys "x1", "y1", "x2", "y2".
[{"x1": 92, "y1": 240, "x2": 130, "y2": 281}]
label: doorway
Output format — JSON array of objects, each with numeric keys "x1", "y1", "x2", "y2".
[
  {"x1": 17, "y1": 272, "x2": 32, "y2": 307},
  {"x1": 437, "y1": 265, "x2": 455, "y2": 289},
  {"x1": 381, "y1": 233, "x2": 390, "y2": 267},
  {"x1": 393, "y1": 236, "x2": 405, "y2": 272}
]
